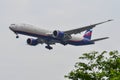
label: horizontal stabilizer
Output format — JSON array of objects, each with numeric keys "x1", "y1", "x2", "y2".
[{"x1": 91, "y1": 37, "x2": 109, "y2": 42}]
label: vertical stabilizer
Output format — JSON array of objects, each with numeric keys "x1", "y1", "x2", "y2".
[{"x1": 83, "y1": 29, "x2": 92, "y2": 40}]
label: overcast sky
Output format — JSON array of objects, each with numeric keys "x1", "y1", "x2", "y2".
[{"x1": 0, "y1": 0, "x2": 120, "y2": 80}]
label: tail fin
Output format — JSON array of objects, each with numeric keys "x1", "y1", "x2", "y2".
[{"x1": 83, "y1": 29, "x2": 92, "y2": 40}]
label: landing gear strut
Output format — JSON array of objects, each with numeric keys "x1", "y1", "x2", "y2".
[
  {"x1": 15, "y1": 33, "x2": 19, "y2": 38},
  {"x1": 45, "y1": 45, "x2": 53, "y2": 50}
]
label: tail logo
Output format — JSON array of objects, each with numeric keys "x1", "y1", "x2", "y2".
[{"x1": 83, "y1": 29, "x2": 92, "y2": 40}]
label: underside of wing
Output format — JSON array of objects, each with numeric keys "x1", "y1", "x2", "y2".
[{"x1": 64, "y1": 19, "x2": 113, "y2": 35}]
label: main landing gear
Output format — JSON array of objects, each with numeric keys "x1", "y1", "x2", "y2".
[
  {"x1": 45, "y1": 44, "x2": 53, "y2": 50},
  {"x1": 15, "y1": 33, "x2": 19, "y2": 38}
]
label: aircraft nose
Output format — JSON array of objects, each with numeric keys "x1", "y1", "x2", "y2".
[
  {"x1": 9, "y1": 25, "x2": 12, "y2": 30},
  {"x1": 9, "y1": 24, "x2": 15, "y2": 31}
]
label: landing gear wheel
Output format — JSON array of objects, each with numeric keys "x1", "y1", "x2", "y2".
[
  {"x1": 16, "y1": 35, "x2": 19, "y2": 38},
  {"x1": 15, "y1": 32, "x2": 19, "y2": 38},
  {"x1": 45, "y1": 45, "x2": 53, "y2": 50}
]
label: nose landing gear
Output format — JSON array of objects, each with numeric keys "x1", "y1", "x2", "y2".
[
  {"x1": 15, "y1": 33, "x2": 19, "y2": 38},
  {"x1": 16, "y1": 35, "x2": 19, "y2": 38}
]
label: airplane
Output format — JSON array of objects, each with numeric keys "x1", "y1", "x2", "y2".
[{"x1": 9, "y1": 19, "x2": 113, "y2": 50}]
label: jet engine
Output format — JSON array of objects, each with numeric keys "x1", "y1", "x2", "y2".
[
  {"x1": 53, "y1": 30, "x2": 65, "y2": 39},
  {"x1": 27, "y1": 38, "x2": 38, "y2": 46}
]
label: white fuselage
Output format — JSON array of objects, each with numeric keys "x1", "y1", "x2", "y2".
[{"x1": 9, "y1": 23, "x2": 84, "y2": 42}]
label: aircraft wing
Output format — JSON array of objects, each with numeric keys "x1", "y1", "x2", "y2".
[{"x1": 64, "y1": 19, "x2": 113, "y2": 35}]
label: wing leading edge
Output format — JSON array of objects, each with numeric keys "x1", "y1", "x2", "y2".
[{"x1": 64, "y1": 19, "x2": 113, "y2": 35}]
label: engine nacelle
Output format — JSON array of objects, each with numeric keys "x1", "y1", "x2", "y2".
[
  {"x1": 27, "y1": 38, "x2": 38, "y2": 46},
  {"x1": 53, "y1": 30, "x2": 65, "y2": 39}
]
